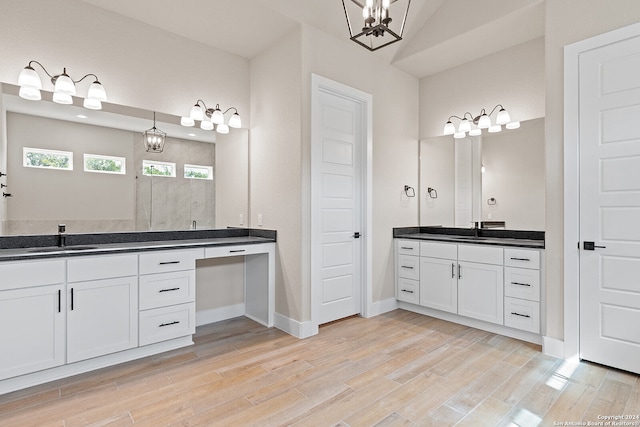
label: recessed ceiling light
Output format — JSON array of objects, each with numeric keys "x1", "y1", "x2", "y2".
[{"x1": 76, "y1": 114, "x2": 88, "y2": 119}]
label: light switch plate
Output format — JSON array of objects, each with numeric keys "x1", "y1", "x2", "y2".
[{"x1": 257, "y1": 213, "x2": 263, "y2": 226}]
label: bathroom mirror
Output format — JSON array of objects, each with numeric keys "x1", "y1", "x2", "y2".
[
  {"x1": 0, "y1": 83, "x2": 248, "y2": 236},
  {"x1": 419, "y1": 117, "x2": 545, "y2": 231}
]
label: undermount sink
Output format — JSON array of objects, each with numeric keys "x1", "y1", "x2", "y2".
[{"x1": 27, "y1": 246, "x2": 98, "y2": 253}]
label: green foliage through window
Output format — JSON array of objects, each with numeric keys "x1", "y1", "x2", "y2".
[
  {"x1": 84, "y1": 154, "x2": 125, "y2": 174},
  {"x1": 23, "y1": 148, "x2": 73, "y2": 170}
]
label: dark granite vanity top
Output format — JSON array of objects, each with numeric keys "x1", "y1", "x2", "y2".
[
  {"x1": 0, "y1": 228, "x2": 277, "y2": 262},
  {"x1": 394, "y1": 226, "x2": 544, "y2": 249}
]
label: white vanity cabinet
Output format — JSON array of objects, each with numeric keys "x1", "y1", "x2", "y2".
[
  {"x1": 66, "y1": 254, "x2": 139, "y2": 363},
  {"x1": 395, "y1": 237, "x2": 544, "y2": 342},
  {"x1": 0, "y1": 260, "x2": 66, "y2": 380},
  {"x1": 396, "y1": 240, "x2": 420, "y2": 304},
  {"x1": 138, "y1": 249, "x2": 201, "y2": 346},
  {"x1": 457, "y1": 245, "x2": 504, "y2": 325},
  {"x1": 503, "y1": 248, "x2": 542, "y2": 333},
  {"x1": 419, "y1": 242, "x2": 458, "y2": 313}
]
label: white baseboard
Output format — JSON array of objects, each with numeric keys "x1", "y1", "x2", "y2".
[
  {"x1": 365, "y1": 297, "x2": 398, "y2": 318},
  {"x1": 196, "y1": 303, "x2": 245, "y2": 327},
  {"x1": 274, "y1": 312, "x2": 318, "y2": 339},
  {"x1": 543, "y1": 336, "x2": 565, "y2": 359}
]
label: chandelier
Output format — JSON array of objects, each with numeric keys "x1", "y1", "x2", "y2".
[
  {"x1": 17, "y1": 60, "x2": 107, "y2": 110},
  {"x1": 443, "y1": 105, "x2": 520, "y2": 138},
  {"x1": 143, "y1": 112, "x2": 166, "y2": 153},
  {"x1": 180, "y1": 99, "x2": 241, "y2": 134},
  {"x1": 342, "y1": 0, "x2": 411, "y2": 51}
]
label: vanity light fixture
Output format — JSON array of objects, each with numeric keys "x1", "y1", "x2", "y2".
[
  {"x1": 17, "y1": 60, "x2": 107, "y2": 110},
  {"x1": 180, "y1": 99, "x2": 242, "y2": 133},
  {"x1": 143, "y1": 112, "x2": 166, "y2": 153},
  {"x1": 342, "y1": 0, "x2": 411, "y2": 51},
  {"x1": 443, "y1": 104, "x2": 520, "y2": 137}
]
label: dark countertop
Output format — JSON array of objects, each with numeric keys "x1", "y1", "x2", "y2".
[
  {"x1": 0, "y1": 229, "x2": 277, "y2": 262},
  {"x1": 394, "y1": 227, "x2": 544, "y2": 249}
]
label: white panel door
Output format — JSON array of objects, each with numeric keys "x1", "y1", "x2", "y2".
[
  {"x1": 579, "y1": 33, "x2": 640, "y2": 374},
  {"x1": 420, "y1": 257, "x2": 458, "y2": 313},
  {"x1": 313, "y1": 86, "x2": 363, "y2": 325}
]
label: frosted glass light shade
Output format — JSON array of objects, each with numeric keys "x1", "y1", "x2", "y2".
[
  {"x1": 190, "y1": 104, "x2": 204, "y2": 121},
  {"x1": 216, "y1": 123, "x2": 230, "y2": 134},
  {"x1": 87, "y1": 81, "x2": 107, "y2": 101},
  {"x1": 443, "y1": 121, "x2": 455, "y2": 135},
  {"x1": 83, "y1": 98, "x2": 102, "y2": 110},
  {"x1": 496, "y1": 108, "x2": 510, "y2": 125},
  {"x1": 488, "y1": 125, "x2": 502, "y2": 133},
  {"x1": 469, "y1": 128, "x2": 482, "y2": 136},
  {"x1": 181, "y1": 116, "x2": 195, "y2": 127},
  {"x1": 478, "y1": 114, "x2": 491, "y2": 129},
  {"x1": 19, "y1": 86, "x2": 41, "y2": 101},
  {"x1": 458, "y1": 118, "x2": 471, "y2": 133},
  {"x1": 228, "y1": 113, "x2": 242, "y2": 129},
  {"x1": 211, "y1": 108, "x2": 225, "y2": 125},
  {"x1": 506, "y1": 121, "x2": 521, "y2": 130},
  {"x1": 54, "y1": 73, "x2": 76, "y2": 95},
  {"x1": 200, "y1": 120, "x2": 214, "y2": 131},
  {"x1": 52, "y1": 92, "x2": 73, "y2": 105},
  {"x1": 18, "y1": 66, "x2": 42, "y2": 89}
]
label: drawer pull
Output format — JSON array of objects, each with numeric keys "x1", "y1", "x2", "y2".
[
  {"x1": 229, "y1": 249, "x2": 246, "y2": 253},
  {"x1": 159, "y1": 261, "x2": 181, "y2": 265},
  {"x1": 71, "y1": 288, "x2": 74, "y2": 311},
  {"x1": 58, "y1": 289, "x2": 61, "y2": 313},
  {"x1": 159, "y1": 321, "x2": 180, "y2": 327},
  {"x1": 159, "y1": 287, "x2": 180, "y2": 293},
  {"x1": 401, "y1": 265, "x2": 414, "y2": 270},
  {"x1": 511, "y1": 312, "x2": 531, "y2": 318},
  {"x1": 511, "y1": 281, "x2": 531, "y2": 287},
  {"x1": 401, "y1": 289, "x2": 414, "y2": 294},
  {"x1": 400, "y1": 246, "x2": 415, "y2": 250},
  {"x1": 510, "y1": 257, "x2": 531, "y2": 262}
]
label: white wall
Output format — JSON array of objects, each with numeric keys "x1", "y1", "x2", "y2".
[
  {"x1": 419, "y1": 37, "x2": 545, "y2": 138},
  {"x1": 420, "y1": 135, "x2": 455, "y2": 227},
  {"x1": 250, "y1": 29, "x2": 304, "y2": 321},
  {"x1": 0, "y1": 0, "x2": 249, "y2": 124}
]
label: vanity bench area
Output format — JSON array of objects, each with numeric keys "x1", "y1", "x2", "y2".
[
  {"x1": 394, "y1": 226, "x2": 545, "y2": 345},
  {"x1": 0, "y1": 228, "x2": 276, "y2": 395}
]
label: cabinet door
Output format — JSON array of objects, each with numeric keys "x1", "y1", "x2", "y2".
[
  {"x1": 67, "y1": 276, "x2": 138, "y2": 363},
  {"x1": 458, "y1": 261, "x2": 504, "y2": 324},
  {"x1": 0, "y1": 285, "x2": 65, "y2": 380},
  {"x1": 420, "y1": 257, "x2": 458, "y2": 313}
]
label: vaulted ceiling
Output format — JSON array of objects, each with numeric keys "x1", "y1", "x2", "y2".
[{"x1": 80, "y1": 0, "x2": 544, "y2": 79}]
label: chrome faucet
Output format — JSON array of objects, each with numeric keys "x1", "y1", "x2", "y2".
[
  {"x1": 58, "y1": 224, "x2": 66, "y2": 247},
  {"x1": 192, "y1": 220, "x2": 197, "y2": 230}
]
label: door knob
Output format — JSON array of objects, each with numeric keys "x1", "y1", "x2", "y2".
[{"x1": 583, "y1": 241, "x2": 606, "y2": 250}]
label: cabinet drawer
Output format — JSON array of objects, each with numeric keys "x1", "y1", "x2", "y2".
[
  {"x1": 0, "y1": 259, "x2": 65, "y2": 291},
  {"x1": 397, "y1": 240, "x2": 419, "y2": 256},
  {"x1": 139, "y1": 270, "x2": 196, "y2": 310},
  {"x1": 458, "y1": 244, "x2": 503, "y2": 265},
  {"x1": 397, "y1": 255, "x2": 419, "y2": 280},
  {"x1": 504, "y1": 267, "x2": 540, "y2": 302},
  {"x1": 504, "y1": 297, "x2": 540, "y2": 334},
  {"x1": 420, "y1": 242, "x2": 457, "y2": 260},
  {"x1": 139, "y1": 248, "x2": 202, "y2": 275},
  {"x1": 67, "y1": 254, "x2": 138, "y2": 283},
  {"x1": 504, "y1": 248, "x2": 540, "y2": 269},
  {"x1": 139, "y1": 302, "x2": 195, "y2": 346},
  {"x1": 204, "y1": 244, "x2": 266, "y2": 258},
  {"x1": 397, "y1": 278, "x2": 419, "y2": 304}
]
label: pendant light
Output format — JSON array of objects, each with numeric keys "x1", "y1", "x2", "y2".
[{"x1": 143, "y1": 112, "x2": 167, "y2": 153}]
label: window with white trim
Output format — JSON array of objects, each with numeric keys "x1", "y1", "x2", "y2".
[
  {"x1": 23, "y1": 147, "x2": 73, "y2": 171},
  {"x1": 84, "y1": 154, "x2": 126, "y2": 175},
  {"x1": 184, "y1": 164, "x2": 213, "y2": 180},
  {"x1": 142, "y1": 160, "x2": 176, "y2": 177}
]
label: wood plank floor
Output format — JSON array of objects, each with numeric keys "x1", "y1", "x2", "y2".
[{"x1": 1, "y1": 310, "x2": 639, "y2": 426}]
